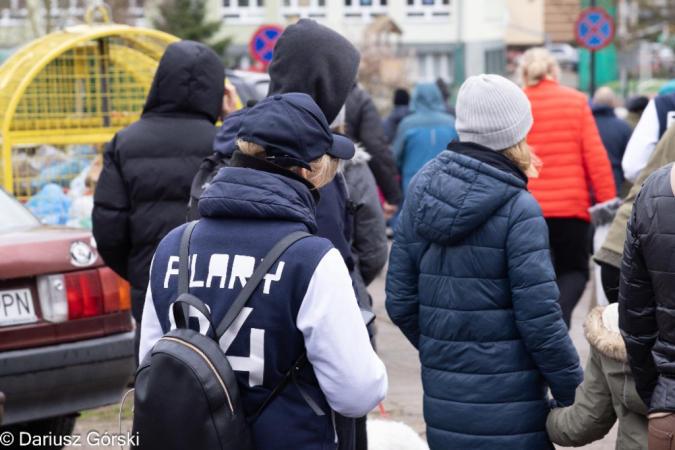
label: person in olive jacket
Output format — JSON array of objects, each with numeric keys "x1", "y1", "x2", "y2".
[
  {"x1": 92, "y1": 41, "x2": 224, "y2": 356},
  {"x1": 620, "y1": 162, "x2": 675, "y2": 449},
  {"x1": 547, "y1": 303, "x2": 648, "y2": 449},
  {"x1": 386, "y1": 74, "x2": 582, "y2": 450}
]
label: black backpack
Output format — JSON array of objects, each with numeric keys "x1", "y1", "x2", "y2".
[
  {"x1": 187, "y1": 153, "x2": 230, "y2": 221},
  {"x1": 131, "y1": 221, "x2": 324, "y2": 450}
]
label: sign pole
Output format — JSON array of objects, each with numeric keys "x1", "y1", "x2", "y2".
[
  {"x1": 589, "y1": 0, "x2": 596, "y2": 98},
  {"x1": 590, "y1": 50, "x2": 596, "y2": 98},
  {"x1": 574, "y1": 5, "x2": 614, "y2": 98}
]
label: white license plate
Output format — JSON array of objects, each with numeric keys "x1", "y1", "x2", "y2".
[{"x1": 0, "y1": 289, "x2": 38, "y2": 327}]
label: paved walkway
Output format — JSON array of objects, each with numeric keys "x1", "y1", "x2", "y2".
[{"x1": 368, "y1": 261, "x2": 618, "y2": 449}]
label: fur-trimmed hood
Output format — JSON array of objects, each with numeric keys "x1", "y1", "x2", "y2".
[
  {"x1": 584, "y1": 305, "x2": 628, "y2": 362},
  {"x1": 341, "y1": 144, "x2": 371, "y2": 172}
]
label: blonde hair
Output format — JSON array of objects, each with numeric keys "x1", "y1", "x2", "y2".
[
  {"x1": 237, "y1": 139, "x2": 339, "y2": 189},
  {"x1": 519, "y1": 48, "x2": 561, "y2": 87},
  {"x1": 501, "y1": 139, "x2": 541, "y2": 178}
]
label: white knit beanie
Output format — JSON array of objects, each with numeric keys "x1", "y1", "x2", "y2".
[{"x1": 455, "y1": 74, "x2": 533, "y2": 150}]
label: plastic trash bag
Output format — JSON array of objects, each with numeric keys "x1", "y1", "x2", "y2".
[{"x1": 25, "y1": 183, "x2": 71, "y2": 226}]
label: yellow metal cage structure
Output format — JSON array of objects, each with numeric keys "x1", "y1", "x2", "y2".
[{"x1": 0, "y1": 7, "x2": 179, "y2": 203}]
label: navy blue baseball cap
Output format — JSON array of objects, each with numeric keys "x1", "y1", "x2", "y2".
[{"x1": 237, "y1": 92, "x2": 355, "y2": 170}]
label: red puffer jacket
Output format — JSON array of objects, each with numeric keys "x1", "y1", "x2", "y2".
[{"x1": 524, "y1": 79, "x2": 616, "y2": 221}]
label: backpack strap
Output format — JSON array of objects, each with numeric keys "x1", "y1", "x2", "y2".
[
  {"x1": 177, "y1": 221, "x2": 199, "y2": 329},
  {"x1": 251, "y1": 350, "x2": 325, "y2": 428},
  {"x1": 214, "y1": 230, "x2": 311, "y2": 339},
  {"x1": 172, "y1": 293, "x2": 217, "y2": 340}
]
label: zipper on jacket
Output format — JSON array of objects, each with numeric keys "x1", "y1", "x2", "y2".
[{"x1": 162, "y1": 337, "x2": 235, "y2": 417}]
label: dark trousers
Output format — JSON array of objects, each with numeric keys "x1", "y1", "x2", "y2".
[
  {"x1": 599, "y1": 262, "x2": 621, "y2": 304},
  {"x1": 546, "y1": 218, "x2": 591, "y2": 328},
  {"x1": 335, "y1": 414, "x2": 368, "y2": 450}
]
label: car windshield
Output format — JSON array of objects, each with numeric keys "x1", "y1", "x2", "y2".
[{"x1": 0, "y1": 189, "x2": 41, "y2": 232}]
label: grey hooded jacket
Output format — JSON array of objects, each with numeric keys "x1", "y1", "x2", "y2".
[{"x1": 342, "y1": 145, "x2": 388, "y2": 305}]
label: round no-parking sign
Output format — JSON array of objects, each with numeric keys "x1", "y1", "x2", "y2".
[
  {"x1": 249, "y1": 25, "x2": 284, "y2": 67},
  {"x1": 575, "y1": 8, "x2": 615, "y2": 51}
]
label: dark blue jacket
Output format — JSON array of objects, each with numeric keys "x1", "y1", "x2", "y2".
[
  {"x1": 385, "y1": 142, "x2": 583, "y2": 450},
  {"x1": 382, "y1": 105, "x2": 409, "y2": 143},
  {"x1": 214, "y1": 109, "x2": 355, "y2": 273},
  {"x1": 592, "y1": 104, "x2": 633, "y2": 193},
  {"x1": 149, "y1": 154, "x2": 337, "y2": 449}
]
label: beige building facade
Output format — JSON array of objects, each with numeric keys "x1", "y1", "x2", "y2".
[
  {"x1": 505, "y1": 0, "x2": 581, "y2": 47},
  {"x1": 217, "y1": 0, "x2": 506, "y2": 84}
]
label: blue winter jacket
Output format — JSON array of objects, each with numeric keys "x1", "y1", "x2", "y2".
[
  {"x1": 592, "y1": 104, "x2": 633, "y2": 193},
  {"x1": 386, "y1": 142, "x2": 583, "y2": 450},
  {"x1": 392, "y1": 83, "x2": 458, "y2": 197}
]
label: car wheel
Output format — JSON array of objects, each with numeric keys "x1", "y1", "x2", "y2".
[{"x1": 0, "y1": 414, "x2": 77, "y2": 449}]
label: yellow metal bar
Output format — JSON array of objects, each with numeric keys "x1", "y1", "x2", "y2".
[
  {"x1": 9, "y1": 130, "x2": 119, "y2": 145},
  {"x1": 85, "y1": 5, "x2": 111, "y2": 25},
  {"x1": 1, "y1": 135, "x2": 12, "y2": 192},
  {"x1": 0, "y1": 26, "x2": 178, "y2": 195},
  {"x1": 2, "y1": 26, "x2": 179, "y2": 136}
]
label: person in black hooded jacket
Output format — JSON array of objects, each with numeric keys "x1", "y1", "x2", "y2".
[
  {"x1": 208, "y1": 20, "x2": 365, "y2": 450},
  {"x1": 619, "y1": 162, "x2": 675, "y2": 448},
  {"x1": 92, "y1": 41, "x2": 224, "y2": 349},
  {"x1": 346, "y1": 85, "x2": 402, "y2": 219}
]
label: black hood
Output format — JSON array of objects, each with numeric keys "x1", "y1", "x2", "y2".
[
  {"x1": 143, "y1": 41, "x2": 225, "y2": 123},
  {"x1": 267, "y1": 19, "x2": 361, "y2": 123}
]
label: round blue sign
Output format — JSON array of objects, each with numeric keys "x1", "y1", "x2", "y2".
[
  {"x1": 575, "y1": 8, "x2": 615, "y2": 51},
  {"x1": 249, "y1": 25, "x2": 284, "y2": 66}
]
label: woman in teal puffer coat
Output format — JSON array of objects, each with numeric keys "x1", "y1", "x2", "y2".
[{"x1": 385, "y1": 74, "x2": 583, "y2": 450}]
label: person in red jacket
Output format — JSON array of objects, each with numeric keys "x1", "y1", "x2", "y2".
[{"x1": 520, "y1": 48, "x2": 616, "y2": 328}]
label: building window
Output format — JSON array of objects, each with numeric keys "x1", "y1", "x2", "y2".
[
  {"x1": 344, "y1": 0, "x2": 387, "y2": 23},
  {"x1": 281, "y1": 0, "x2": 326, "y2": 20},
  {"x1": 222, "y1": 0, "x2": 265, "y2": 24},
  {"x1": 484, "y1": 48, "x2": 505, "y2": 75},
  {"x1": 406, "y1": 0, "x2": 450, "y2": 21},
  {"x1": 416, "y1": 52, "x2": 453, "y2": 83}
]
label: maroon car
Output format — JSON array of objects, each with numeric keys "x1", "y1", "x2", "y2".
[{"x1": 0, "y1": 187, "x2": 135, "y2": 438}]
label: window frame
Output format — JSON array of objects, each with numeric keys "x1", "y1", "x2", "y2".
[
  {"x1": 222, "y1": 0, "x2": 266, "y2": 25},
  {"x1": 343, "y1": 0, "x2": 388, "y2": 23},
  {"x1": 280, "y1": 0, "x2": 327, "y2": 21},
  {"x1": 405, "y1": 0, "x2": 451, "y2": 22}
]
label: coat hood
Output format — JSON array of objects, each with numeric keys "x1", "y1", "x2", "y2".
[
  {"x1": 267, "y1": 19, "x2": 360, "y2": 124},
  {"x1": 143, "y1": 41, "x2": 224, "y2": 123},
  {"x1": 407, "y1": 142, "x2": 526, "y2": 246},
  {"x1": 198, "y1": 153, "x2": 318, "y2": 234},
  {"x1": 584, "y1": 304, "x2": 628, "y2": 362},
  {"x1": 410, "y1": 83, "x2": 446, "y2": 114}
]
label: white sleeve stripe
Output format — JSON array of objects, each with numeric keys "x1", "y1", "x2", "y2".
[
  {"x1": 296, "y1": 248, "x2": 388, "y2": 418},
  {"x1": 139, "y1": 284, "x2": 164, "y2": 363}
]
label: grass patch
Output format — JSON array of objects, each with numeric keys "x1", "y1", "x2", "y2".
[{"x1": 79, "y1": 391, "x2": 134, "y2": 422}]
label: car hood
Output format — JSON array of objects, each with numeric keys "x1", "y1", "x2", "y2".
[{"x1": 0, "y1": 226, "x2": 102, "y2": 279}]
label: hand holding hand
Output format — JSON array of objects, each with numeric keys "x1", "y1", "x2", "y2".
[{"x1": 383, "y1": 202, "x2": 398, "y2": 221}]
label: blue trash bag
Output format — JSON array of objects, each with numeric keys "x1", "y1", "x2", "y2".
[
  {"x1": 25, "y1": 183, "x2": 72, "y2": 226},
  {"x1": 31, "y1": 146, "x2": 97, "y2": 191}
]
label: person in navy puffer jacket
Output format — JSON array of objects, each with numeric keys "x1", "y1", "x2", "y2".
[{"x1": 386, "y1": 74, "x2": 583, "y2": 450}]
